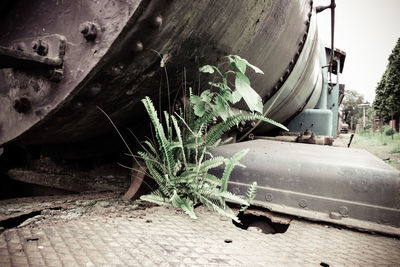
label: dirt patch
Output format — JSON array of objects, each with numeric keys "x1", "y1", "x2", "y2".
[{"x1": 0, "y1": 192, "x2": 158, "y2": 229}]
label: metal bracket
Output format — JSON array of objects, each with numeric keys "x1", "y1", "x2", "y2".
[{"x1": 0, "y1": 34, "x2": 66, "y2": 81}]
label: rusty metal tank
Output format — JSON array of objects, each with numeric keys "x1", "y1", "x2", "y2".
[{"x1": 0, "y1": 0, "x2": 317, "y2": 146}]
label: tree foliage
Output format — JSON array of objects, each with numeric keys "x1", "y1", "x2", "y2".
[
  {"x1": 374, "y1": 38, "x2": 400, "y2": 122},
  {"x1": 341, "y1": 89, "x2": 366, "y2": 129}
]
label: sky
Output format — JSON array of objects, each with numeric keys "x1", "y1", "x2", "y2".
[{"x1": 316, "y1": 0, "x2": 400, "y2": 103}]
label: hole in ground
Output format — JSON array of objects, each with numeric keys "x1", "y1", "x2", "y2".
[
  {"x1": 320, "y1": 262, "x2": 330, "y2": 267},
  {"x1": 233, "y1": 213, "x2": 290, "y2": 234},
  {"x1": 0, "y1": 207, "x2": 63, "y2": 231}
]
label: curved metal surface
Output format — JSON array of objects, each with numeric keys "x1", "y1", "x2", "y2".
[
  {"x1": 256, "y1": 6, "x2": 324, "y2": 134},
  {"x1": 0, "y1": 0, "x2": 312, "y2": 145},
  {"x1": 0, "y1": 0, "x2": 144, "y2": 145},
  {"x1": 209, "y1": 140, "x2": 400, "y2": 236}
]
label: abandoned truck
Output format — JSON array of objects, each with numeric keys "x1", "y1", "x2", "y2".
[{"x1": 0, "y1": 0, "x2": 399, "y2": 236}]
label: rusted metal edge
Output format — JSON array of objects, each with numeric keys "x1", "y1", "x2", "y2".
[{"x1": 0, "y1": 46, "x2": 62, "y2": 69}]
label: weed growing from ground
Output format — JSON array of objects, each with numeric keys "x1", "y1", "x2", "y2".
[{"x1": 138, "y1": 56, "x2": 287, "y2": 221}]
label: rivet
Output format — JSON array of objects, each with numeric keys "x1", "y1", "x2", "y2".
[
  {"x1": 240, "y1": 120, "x2": 246, "y2": 126},
  {"x1": 279, "y1": 76, "x2": 284, "y2": 83},
  {"x1": 299, "y1": 40, "x2": 303, "y2": 46},
  {"x1": 339, "y1": 206, "x2": 349, "y2": 216},
  {"x1": 13, "y1": 97, "x2": 31, "y2": 114},
  {"x1": 151, "y1": 15, "x2": 163, "y2": 28},
  {"x1": 298, "y1": 199, "x2": 308, "y2": 208},
  {"x1": 248, "y1": 133, "x2": 254, "y2": 140},
  {"x1": 250, "y1": 120, "x2": 256, "y2": 127},
  {"x1": 265, "y1": 193, "x2": 273, "y2": 202},
  {"x1": 132, "y1": 41, "x2": 144, "y2": 52},
  {"x1": 16, "y1": 42, "x2": 26, "y2": 51},
  {"x1": 32, "y1": 40, "x2": 48, "y2": 56},
  {"x1": 79, "y1": 21, "x2": 100, "y2": 41},
  {"x1": 238, "y1": 126, "x2": 244, "y2": 132},
  {"x1": 290, "y1": 59, "x2": 295, "y2": 65}
]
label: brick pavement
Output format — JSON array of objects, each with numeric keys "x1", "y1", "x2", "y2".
[{"x1": 1, "y1": 203, "x2": 400, "y2": 267}]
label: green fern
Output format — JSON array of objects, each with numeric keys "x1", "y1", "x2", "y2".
[
  {"x1": 240, "y1": 182, "x2": 257, "y2": 212},
  {"x1": 137, "y1": 56, "x2": 284, "y2": 220}
]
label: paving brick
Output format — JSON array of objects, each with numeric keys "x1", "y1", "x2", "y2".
[{"x1": 1, "y1": 205, "x2": 400, "y2": 266}]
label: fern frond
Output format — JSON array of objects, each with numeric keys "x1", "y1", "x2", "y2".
[
  {"x1": 220, "y1": 149, "x2": 249, "y2": 193},
  {"x1": 240, "y1": 182, "x2": 257, "y2": 212},
  {"x1": 143, "y1": 140, "x2": 158, "y2": 156},
  {"x1": 171, "y1": 115, "x2": 188, "y2": 168},
  {"x1": 142, "y1": 97, "x2": 176, "y2": 175},
  {"x1": 164, "y1": 111, "x2": 172, "y2": 141},
  {"x1": 197, "y1": 193, "x2": 239, "y2": 222},
  {"x1": 217, "y1": 191, "x2": 249, "y2": 206},
  {"x1": 140, "y1": 194, "x2": 172, "y2": 206},
  {"x1": 198, "y1": 156, "x2": 225, "y2": 172},
  {"x1": 171, "y1": 191, "x2": 197, "y2": 219},
  {"x1": 204, "y1": 113, "x2": 287, "y2": 147},
  {"x1": 202, "y1": 173, "x2": 221, "y2": 186}
]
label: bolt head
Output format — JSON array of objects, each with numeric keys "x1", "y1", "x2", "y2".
[
  {"x1": 152, "y1": 16, "x2": 163, "y2": 28},
  {"x1": 265, "y1": 193, "x2": 273, "y2": 202},
  {"x1": 133, "y1": 41, "x2": 143, "y2": 52},
  {"x1": 298, "y1": 199, "x2": 308, "y2": 208},
  {"x1": 80, "y1": 23, "x2": 89, "y2": 34}
]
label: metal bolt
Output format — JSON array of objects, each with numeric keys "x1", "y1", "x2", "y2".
[
  {"x1": 132, "y1": 41, "x2": 144, "y2": 53},
  {"x1": 32, "y1": 40, "x2": 48, "y2": 56},
  {"x1": 339, "y1": 206, "x2": 349, "y2": 216},
  {"x1": 248, "y1": 133, "x2": 255, "y2": 140},
  {"x1": 265, "y1": 193, "x2": 273, "y2": 202},
  {"x1": 250, "y1": 120, "x2": 256, "y2": 127},
  {"x1": 79, "y1": 21, "x2": 100, "y2": 41},
  {"x1": 151, "y1": 15, "x2": 163, "y2": 28},
  {"x1": 298, "y1": 199, "x2": 308, "y2": 208},
  {"x1": 16, "y1": 42, "x2": 26, "y2": 51},
  {"x1": 13, "y1": 97, "x2": 31, "y2": 114},
  {"x1": 240, "y1": 120, "x2": 246, "y2": 127}
]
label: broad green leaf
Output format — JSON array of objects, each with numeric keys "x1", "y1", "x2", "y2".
[
  {"x1": 235, "y1": 72, "x2": 263, "y2": 113},
  {"x1": 220, "y1": 89, "x2": 233, "y2": 103},
  {"x1": 200, "y1": 89, "x2": 213, "y2": 102},
  {"x1": 231, "y1": 55, "x2": 264, "y2": 74},
  {"x1": 232, "y1": 90, "x2": 242, "y2": 104},
  {"x1": 190, "y1": 95, "x2": 206, "y2": 117},
  {"x1": 199, "y1": 65, "x2": 214, "y2": 73},
  {"x1": 233, "y1": 57, "x2": 247, "y2": 74}
]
